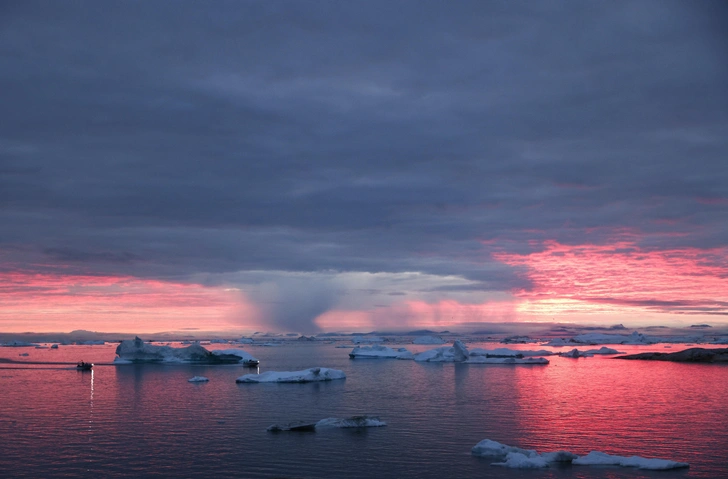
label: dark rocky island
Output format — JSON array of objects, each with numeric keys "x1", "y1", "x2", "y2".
[{"x1": 615, "y1": 348, "x2": 728, "y2": 363}]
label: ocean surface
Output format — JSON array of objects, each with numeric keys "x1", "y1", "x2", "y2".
[{"x1": 1, "y1": 341, "x2": 727, "y2": 478}]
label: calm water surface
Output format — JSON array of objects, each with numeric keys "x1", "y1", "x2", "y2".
[{"x1": 1, "y1": 342, "x2": 727, "y2": 478}]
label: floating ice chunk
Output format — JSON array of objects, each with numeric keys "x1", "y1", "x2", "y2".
[
  {"x1": 541, "y1": 451, "x2": 579, "y2": 463},
  {"x1": 266, "y1": 416, "x2": 385, "y2": 432},
  {"x1": 236, "y1": 367, "x2": 346, "y2": 383},
  {"x1": 412, "y1": 335, "x2": 445, "y2": 345},
  {"x1": 469, "y1": 347, "x2": 555, "y2": 357},
  {"x1": 573, "y1": 451, "x2": 688, "y2": 470},
  {"x1": 50, "y1": 344, "x2": 59, "y2": 349},
  {"x1": 492, "y1": 452, "x2": 549, "y2": 468},
  {"x1": 471, "y1": 439, "x2": 536, "y2": 457},
  {"x1": 236, "y1": 337, "x2": 254, "y2": 344},
  {"x1": 211, "y1": 349, "x2": 259, "y2": 365},
  {"x1": 315, "y1": 416, "x2": 386, "y2": 428},
  {"x1": 349, "y1": 345, "x2": 413, "y2": 359},
  {"x1": 559, "y1": 348, "x2": 591, "y2": 358},
  {"x1": 415, "y1": 340, "x2": 469, "y2": 362},
  {"x1": 188, "y1": 376, "x2": 209, "y2": 382},
  {"x1": 466, "y1": 356, "x2": 549, "y2": 365},
  {"x1": 584, "y1": 346, "x2": 624, "y2": 355}
]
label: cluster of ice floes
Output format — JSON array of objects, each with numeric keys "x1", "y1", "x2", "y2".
[
  {"x1": 114, "y1": 337, "x2": 259, "y2": 365},
  {"x1": 413, "y1": 341, "x2": 550, "y2": 365},
  {"x1": 267, "y1": 416, "x2": 385, "y2": 432},
  {"x1": 236, "y1": 367, "x2": 345, "y2": 383},
  {"x1": 1, "y1": 340, "x2": 41, "y2": 347},
  {"x1": 187, "y1": 376, "x2": 209, "y2": 382},
  {"x1": 412, "y1": 335, "x2": 446, "y2": 345},
  {"x1": 545, "y1": 331, "x2": 654, "y2": 346},
  {"x1": 472, "y1": 439, "x2": 688, "y2": 470},
  {"x1": 349, "y1": 345, "x2": 414, "y2": 359}
]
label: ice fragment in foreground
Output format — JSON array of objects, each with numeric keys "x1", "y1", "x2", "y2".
[
  {"x1": 236, "y1": 367, "x2": 346, "y2": 383},
  {"x1": 188, "y1": 376, "x2": 209, "y2": 382}
]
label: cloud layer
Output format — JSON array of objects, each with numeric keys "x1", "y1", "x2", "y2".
[{"x1": 1, "y1": 1, "x2": 727, "y2": 332}]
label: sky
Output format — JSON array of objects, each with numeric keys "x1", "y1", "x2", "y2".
[{"x1": 1, "y1": 1, "x2": 727, "y2": 334}]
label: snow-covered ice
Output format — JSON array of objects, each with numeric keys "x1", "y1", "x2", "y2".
[
  {"x1": 491, "y1": 452, "x2": 549, "y2": 468},
  {"x1": 267, "y1": 416, "x2": 385, "y2": 432},
  {"x1": 573, "y1": 451, "x2": 689, "y2": 470},
  {"x1": 412, "y1": 335, "x2": 445, "y2": 345},
  {"x1": 414, "y1": 340, "x2": 469, "y2": 362},
  {"x1": 472, "y1": 439, "x2": 536, "y2": 457},
  {"x1": 236, "y1": 367, "x2": 346, "y2": 383},
  {"x1": 349, "y1": 345, "x2": 413, "y2": 359},
  {"x1": 188, "y1": 376, "x2": 209, "y2": 382}
]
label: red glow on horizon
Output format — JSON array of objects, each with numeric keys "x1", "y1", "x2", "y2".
[
  {"x1": 493, "y1": 241, "x2": 728, "y2": 318},
  {"x1": 0, "y1": 271, "x2": 261, "y2": 333}
]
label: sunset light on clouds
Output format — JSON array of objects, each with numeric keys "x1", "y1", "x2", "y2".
[{"x1": 1, "y1": 1, "x2": 727, "y2": 335}]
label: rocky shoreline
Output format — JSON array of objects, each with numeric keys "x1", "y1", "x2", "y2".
[{"x1": 615, "y1": 348, "x2": 728, "y2": 363}]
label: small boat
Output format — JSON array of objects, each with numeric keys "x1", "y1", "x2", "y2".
[
  {"x1": 76, "y1": 361, "x2": 93, "y2": 371},
  {"x1": 243, "y1": 359, "x2": 260, "y2": 367}
]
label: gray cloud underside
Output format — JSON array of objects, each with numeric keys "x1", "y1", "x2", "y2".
[{"x1": 2, "y1": 1, "x2": 727, "y2": 330}]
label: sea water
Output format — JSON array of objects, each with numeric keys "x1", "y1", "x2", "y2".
[{"x1": 1, "y1": 342, "x2": 727, "y2": 478}]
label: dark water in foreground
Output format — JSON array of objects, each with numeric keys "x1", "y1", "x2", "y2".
[{"x1": 1, "y1": 342, "x2": 727, "y2": 478}]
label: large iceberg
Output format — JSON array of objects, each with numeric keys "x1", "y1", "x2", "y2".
[
  {"x1": 472, "y1": 439, "x2": 687, "y2": 470},
  {"x1": 573, "y1": 451, "x2": 689, "y2": 470},
  {"x1": 349, "y1": 345, "x2": 413, "y2": 359},
  {"x1": 267, "y1": 416, "x2": 385, "y2": 432},
  {"x1": 414, "y1": 340, "x2": 470, "y2": 362},
  {"x1": 114, "y1": 337, "x2": 255, "y2": 364},
  {"x1": 236, "y1": 367, "x2": 346, "y2": 383}
]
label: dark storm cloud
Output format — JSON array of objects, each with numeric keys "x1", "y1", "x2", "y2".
[{"x1": 2, "y1": 0, "x2": 727, "y2": 329}]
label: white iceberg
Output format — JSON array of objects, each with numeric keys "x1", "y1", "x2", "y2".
[
  {"x1": 236, "y1": 337, "x2": 254, "y2": 344},
  {"x1": 472, "y1": 439, "x2": 536, "y2": 457},
  {"x1": 466, "y1": 356, "x2": 549, "y2": 365},
  {"x1": 573, "y1": 451, "x2": 688, "y2": 470},
  {"x1": 414, "y1": 340, "x2": 469, "y2": 362},
  {"x1": 349, "y1": 345, "x2": 413, "y2": 359},
  {"x1": 211, "y1": 348, "x2": 259, "y2": 365},
  {"x1": 559, "y1": 348, "x2": 591, "y2": 358},
  {"x1": 188, "y1": 376, "x2": 209, "y2": 382},
  {"x1": 584, "y1": 346, "x2": 624, "y2": 355},
  {"x1": 469, "y1": 347, "x2": 555, "y2": 357},
  {"x1": 491, "y1": 452, "x2": 549, "y2": 468},
  {"x1": 412, "y1": 335, "x2": 445, "y2": 345},
  {"x1": 236, "y1": 367, "x2": 346, "y2": 383},
  {"x1": 114, "y1": 336, "x2": 254, "y2": 364}
]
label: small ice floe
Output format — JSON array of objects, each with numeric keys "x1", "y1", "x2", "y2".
[
  {"x1": 349, "y1": 345, "x2": 413, "y2": 359},
  {"x1": 412, "y1": 335, "x2": 445, "y2": 345},
  {"x1": 573, "y1": 451, "x2": 689, "y2": 470},
  {"x1": 236, "y1": 367, "x2": 346, "y2": 383},
  {"x1": 267, "y1": 416, "x2": 385, "y2": 432},
  {"x1": 188, "y1": 376, "x2": 209, "y2": 382},
  {"x1": 472, "y1": 439, "x2": 687, "y2": 470},
  {"x1": 19, "y1": 353, "x2": 29, "y2": 357},
  {"x1": 414, "y1": 340, "x2": 469, "y2": 362},
  {"x1": 469, "y1": 347, "x2": 555, "y2": 357},
  {"x1": 467, "y1": 356, "x2": 549, "y2": 365},
  {"x1": 211, "y1": 349, "x2": 259, "y2": 366}
]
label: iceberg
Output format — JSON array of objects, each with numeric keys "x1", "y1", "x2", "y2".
[
  {"x1": 472, "y1": 439, "x2": 536, "y2": 457},
  {"x1": 559, "y1": 348, "x2": 591, "y2": 358},
  {"x1": 114, "y1": 336, "x2": 254, "y2": 364},
  {"x1": 491, "y1": 452, "x2": 549, "y2": 469},
  {"x1": 1, "y1": 340, "x2": 40, "y2": 347},
  {"x1": 267, "y1": 416, "x2": 385, "y2": 432},
  {"x1": 412, "y1": 335, "x2": 445, "y2": 345},
  {"x1": 236, "y1": 367, "x2": 346, "y2": 383},
  {"x1": 211, "y1": 348, "x2": 259, "y2": 365},
  {"x1": 573, "y1": 451, "x2": 689, "y2": 470},
  {"x1": 414, "y1": 340, "x2": 469, "y2": 362},
  {"x1": 188, "y1": 376, "x2": 209, "y2": 382},
  {"x1": 349, "y1": 345, "x2": 413, "y2": 359}
]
